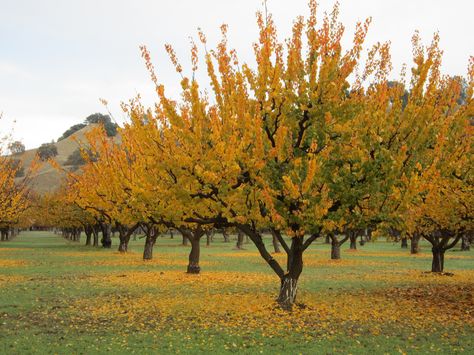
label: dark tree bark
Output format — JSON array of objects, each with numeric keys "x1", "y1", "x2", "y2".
[
  {"x1": 84, "y1": 226, "x2": 92, "y2": 246},
  {"x1": 401, "y1": 237, "x2": 408, "y2": 249},
  {"x1": 329, "y1": 233, "x2": 350, "y2": 260},
  {"x1": 117, "y1": 223, "x2": 140, "y2": 253},
  {"x1": 143, "y1": 225, "x2": 158, "y2": 260},
  {"x1": 325, "y1": 234, "x2": 330, "y2": 244},
  {"x1": 0, "y1": 228, "x2": 8, "y2": 241},
  {"x1": 424, "y1": 231, "x2": 462, "y2": 273},
  {"x1": 431, "y1": 247, "x2": 445, "y2": 273},
  {"x1": 179, "y1": 227, "x2": 205, "y2": 274},
  {"x1": 100, "y1": 223, "x2": 112, "y2": 248},
  {"x1": 92, "y1": 226, "x2": 100, "y2": 247},
  {"x1": 410, "y1": 233, "x2": 420, "y2": 254},
  {"x1": 187, "y1": 237, "x2": 201, "y2": 273},
  {"x1": 349, "y1": 231, "x2": 357, "y2": 250},
  {"x1": 461, "y1": 234, "x2": 470, "y2": 251},
  {"x1": 331, "y1": 240, "x2": 341, "y2": 259}
]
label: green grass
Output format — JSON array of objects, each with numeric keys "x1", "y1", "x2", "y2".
[{"x1": 0, "y1": 231, "x2": 473, "y2": 354}]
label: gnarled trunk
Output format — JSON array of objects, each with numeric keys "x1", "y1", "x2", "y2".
[{"x1": 117, "y1": 223, "x2": 139, "y2": 253}]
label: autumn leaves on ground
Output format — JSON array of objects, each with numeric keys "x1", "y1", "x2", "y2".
[{"x1": 0, "y1": 232, "x2": 473, "y2": 354}]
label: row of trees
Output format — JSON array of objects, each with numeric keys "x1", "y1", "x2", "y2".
[
  {"x1": 0, "y1": 116, "x2": 32, "y2": 240},
  {"x1": 7, "y1": 1, "x2": 473, "y2": 308}
]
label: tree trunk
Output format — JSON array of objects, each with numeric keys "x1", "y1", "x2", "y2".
[
  {"x1": 349, "y1": 234, "x2": 357, "y2": 250},
  {"x1": 222, "y1": 229, "x2": 230, "y2": 243},
  {"x1": 235, "y1": 231, "x2": 245, "y2": 250},
  {"x1": 187, "y1": 237, "x2": 201, "y2": 274},
  {"x1": 181, "y1": 233, "x2": 188, "y2": 246},
  {"x1": 331, "y1": 241, "x2": 341, "y2": 260},
  {"x1": 116, "y1": 223, "x2": 139, "y2": 253},
  {"x1": 272, "y1": 232, "x2": 281, "y2": 253},
  {"x1": 277, "y1": 237, "x2": 303, "y2": 309},
  {"x1": 461, "y1": 234, "x2": 470, "y2": 251},
  {"x1": 366, "y1": 228, "x2": 372, "y2": 242},
  {"x1": 277, "y1": 275, "x2": 299, "y2": 309},
  {"x1": 431, "y1": 248, "x2": 445, "y2": 273},
  {"x1": 84, "y1": 227, "x2": 92, "y2": 246},
  {"x1": 325, "y1": 234, "x2": 330, "y2": 244},
  {"x1": 410, "y1": 234, "x2": 420, "y2": 254},
  {"x1": 143, "y1": 233, "x2": 157, "y2": 260},
  {"x1": 92, "y1": 227, "x2": 99, "y2": 247},
  {"x1": 401, "y1": 237, "x2": 408, "y2": 249},
  {"x1": 0, "y1": 229, "x2": 7, "y2": 241},
  {"x1": 101, "y1": 224, "x2": 112, "y2": 248},
  {"x1": 118, "y1": 237, "x2": 129, "y2": 253},
  {"x1": 206, "y1": 232, "x2": 211, "y2": 247}
]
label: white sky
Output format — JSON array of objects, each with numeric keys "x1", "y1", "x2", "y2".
[{"x1": 0, "y1": 0, "x2": 473, "y2": 149}]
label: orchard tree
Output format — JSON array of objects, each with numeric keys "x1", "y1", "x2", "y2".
[
  {"x1": 133, "y1": 1, "x2": 394, "y2": 307},
  {"x1": 1, "y1": 121, "x2": 33, "y2": 239},
  {"x1": 377, "y1": 34, "x2": 473, "y2": 272}
]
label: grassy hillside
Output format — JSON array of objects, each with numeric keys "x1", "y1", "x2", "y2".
[{"x1": 13, "y1": 124, "x2": 99, "y2": 194}]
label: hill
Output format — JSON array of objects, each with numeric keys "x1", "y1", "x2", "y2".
[{"x1": 13, "y1": 124, "x2": 99, "y2": 194}]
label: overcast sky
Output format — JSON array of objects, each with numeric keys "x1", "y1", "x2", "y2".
[{"x1": 1, "y1": 0, "x2": 473, "y2": 149}]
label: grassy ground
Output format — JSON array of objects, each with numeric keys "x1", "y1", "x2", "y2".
[{"x1": 0, "y1": 231, "x2": 473, "y2": 354}]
